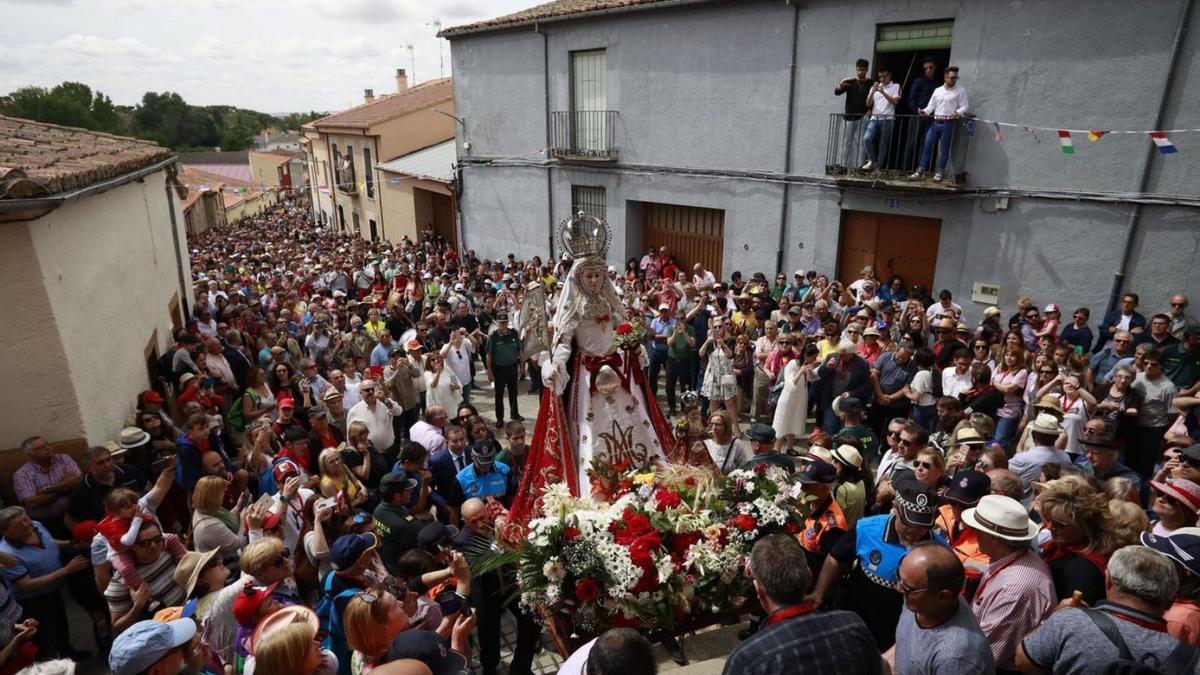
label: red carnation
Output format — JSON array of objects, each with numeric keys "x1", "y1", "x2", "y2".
[
  {"x1": 616, "y1": 323, "x2": 633, "y2": 336},
  {"x1": 654, "y1": 488, "x2": 682, "y2": 512},
  {"x1": 629, "y1": 531, "x2": 663, "y2": 566},
  {"x1": 563, "y1": 527, "x2": 582, "y2": 541},
  {"x1": 735, "y1": 514, "x2": 758, "y2": 532},
  {"x1": 627, "y1": 513, "x2": 653, "y2": 536},
  {"x1": 575, "y1": 578, "x2": 600, "y2": 603},
  {"x1": 752, "y1": 463, "x2": 767, "y2": 474}
]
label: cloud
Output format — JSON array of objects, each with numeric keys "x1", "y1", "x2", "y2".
[
  {"x1": 52, "y1": 33, "x2": 180, "y2": 63},
  {"x1": 299, "y1": 0, "x2": 407, "y2": 23}
]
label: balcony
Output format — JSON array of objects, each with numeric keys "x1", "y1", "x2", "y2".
[
  {"x1": 336, "y1": 167, "x2": 358, "y2": 195},
  {"x1": 550, "y1": 110, "x2": 618, "y2": 162},
  {"x1": 825, "y1": 113, "x2": 970, "y2": 190}
]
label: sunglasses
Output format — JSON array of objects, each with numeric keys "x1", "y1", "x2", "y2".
[
  {"x1": 898, "y1": 438, "x2": 915, "y2": 447},
  {"x1": 270, "y1": 548, "x2": 292, "y2": 568},
  {"x1": 888, "y1": 431, "x2": 902, "y2": 438},
  {"x1": 1172, "y1": 303, "x2": 1187, "y2": 307},
  {"x1": 914, "y1": 460, "x2": 935, "y2": 470},
  {"x1": 1039, "y1": 369, "x2": 1055, "y2": 375},
  {"x1": 135, "y1": 534, "x2": 165, "y2": 547}
]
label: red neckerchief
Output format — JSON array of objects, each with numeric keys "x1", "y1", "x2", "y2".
[
  {"x1": 1039, "y1": 539, "x2": 1109, "y2": 575},
  {"x1": 763, "y1": 601, "x2": 817, "y2": 628},
  {"x1": 1101, "y1": 603, "x2": 1169, "y2": 633}
]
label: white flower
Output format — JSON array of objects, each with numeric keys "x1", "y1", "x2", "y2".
[{"x1": 543, "y1": 558, "x2": 566, "y2": 582}]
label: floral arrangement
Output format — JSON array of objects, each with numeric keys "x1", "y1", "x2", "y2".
[
  {"x1": 613, "y1": 321, "x2": 647, "y2": 351},
  {"x1": 513, "y1": 463, "x2": 809, "y2": 635}
]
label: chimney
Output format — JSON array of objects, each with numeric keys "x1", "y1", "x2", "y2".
[
  {"x1": 363, "y1": 88, "x2": 375, "y2": 104},
  {"x1": 396, "y1": 68, "x2": 408, "y2": 93}
]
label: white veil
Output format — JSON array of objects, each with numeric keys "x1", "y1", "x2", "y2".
[{"x1": 552, "y1": 256, "x2": 628, "y2": 348}]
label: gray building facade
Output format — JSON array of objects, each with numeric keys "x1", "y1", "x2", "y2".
[{"x1": 444, "y1": 0, "x2": 1200, "y2": 322}]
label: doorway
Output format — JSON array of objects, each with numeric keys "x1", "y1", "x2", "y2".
[
  {"x1": 837, "y1": 210, "x2": 941, "y2": 292},
  {"x1": 639, "y1": 201, "x2": 724, "y2": 279},
  {"x1": 872, "y1": 20, "x2": 953, "y2": 172}
]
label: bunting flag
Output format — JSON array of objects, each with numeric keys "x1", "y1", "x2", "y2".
[
  {"x1": 991, "y1": 122, "x2": 1004, "y2": 143},
  {"x1": 1024, "y1": 126, "x2": 1041, "y2": 143},
  {"x1": 1087, "y1": 130, "x2": 1107, "y2": 143},
  {"x1": 1150, "y1": 132, "x2": 1178, "y2": 154},
  {"x1": 1057, "y1": 130, "x2": 1074, "y2": 154},
  {"x1": 966, "y1": 119, "x2": 975, "y2": 138}
]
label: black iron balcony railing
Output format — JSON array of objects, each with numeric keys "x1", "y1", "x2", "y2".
[
  {"x1": 825, "y1": 113, "x2": 970, "y2": 187},
  {"x1": 550, "y1": 110, "x2": 618, "y2": 161}
]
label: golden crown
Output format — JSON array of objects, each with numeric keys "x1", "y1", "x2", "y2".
[{"x1": 559, "y1": 211, "x2": 610, "y2": 259}]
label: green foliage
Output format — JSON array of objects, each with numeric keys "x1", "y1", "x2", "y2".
[
  {"x1": 2, "y1": 80, "x2": 302, "y2": 151},
  {"x1": 0, "y1": 81, "x2": 125, "y2": 134}
]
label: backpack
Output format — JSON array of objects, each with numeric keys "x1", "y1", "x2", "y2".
[
  {"x1": 1082, "y1": 608, "x2": 1200, "y2": 675},
  {"x1": 225, "y1": 389, "x2": 259, "y2": 431},
  {"x1": 314, "y1": 571, "x2": 361, "y2": 650}
]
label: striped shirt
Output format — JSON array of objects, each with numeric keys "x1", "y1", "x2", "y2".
[
  {"x1": 969, "y1": 548, "x2": 1056, "y2": 669},
  {"x1": 104, "y1": 551, "x2": 186, "y2": 617},
  {"x1": 12, "y1": 454, "x2": 80, "y2": 520}
]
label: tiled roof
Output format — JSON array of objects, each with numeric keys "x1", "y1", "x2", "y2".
[
  {"x1": 306, "y1": 79, "x2": 453, "y2": 131},
  {"x1": 0, "y1": 115, "x2": 173, "y2": 200},
  {"x1": 442, "y1": 0, "x2": 694, "y2": 36},
  {"x1": 249, "y1": 150, "x2": 297, "y2": 167},
  {"x1": 177, "y1": 165, "x2": 263, "y2": 211},
  {"x1": 181, "y1": 162, "x2": 254, "y2": 183}
]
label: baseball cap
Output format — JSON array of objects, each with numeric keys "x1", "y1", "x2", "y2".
[
  {"x1": 330, "y1": 533, "x2": 380, "y2": 570},
  {"x1": 893, "y1": 477, "x2": 937, "y2": 528},
  {"x1": 283, "y1": 425, "x2": 308, "y2": 443},
  {"x1": 386, "y1": 629, "x2": 467, "y2": 675},
  {"x1": 141, "y1": 390, "x2": 165, "y2": 404},
  {"x1": 109, "y1": 619, "x2": 196, "y2": 675},
  {"x1": 744, "y1": 423, "x2": 776, "y2": 443},
  {"x1": 943, "y1": 469, "x2": 991, "y2": 506},
  {"x1": 277, "y1": 397, "x2": 295, "y2": 410},
  {"x1": 1141, "y1": 527, "x2": 1200, "y2": 578},
  {"x1": 232, "y1": 581, "x2": 280, "y2": 625},
  {"x1": 418, "y1": 522, "x2": 459, "y2": 552},
  {"x1": 797, "y1": 460, "x2": 838, "y2": 485}
]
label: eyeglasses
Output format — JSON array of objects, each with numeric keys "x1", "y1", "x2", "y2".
[
  {"x1": 973, "y1": 345, "x2": 987, "y2": 350},
  {"x1": 1113, "y1": 338, "x2": 1132, "y2": 343},
  {"x1": 898, "y1": 438, "x2": 915, "y2": 447},
  {"x1": 898, "y1": 582, "x2": 929, "y2": 596},
  {"x1": 1172, "y1": 303, "x2": 1187, "y2": 307},
  {"x1": 914, "y1": 460, "x2": 935, "y2": 470},
  {"x1": 1039, "y1": 369, "x2": 1055, "y2": 375},
  {"x1": 135, "y1": 534, "x2": 164, "y2": 547}
]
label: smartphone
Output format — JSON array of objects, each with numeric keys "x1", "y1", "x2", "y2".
[{"x1": 151, "y1": 456, "x2": 174, "y2": 475}]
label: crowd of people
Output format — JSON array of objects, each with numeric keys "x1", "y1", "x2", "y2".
[{"x1": 2, "y1": 195, "x2": 1198, "y2": 675}]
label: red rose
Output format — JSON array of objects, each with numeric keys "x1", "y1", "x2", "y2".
[
  {"x1": 563, "y1": 527, "x2": 582, "y2": 541},
  {"x1": 627, "y1": 513, "x2": 653, "y2": 536},
  {"x1": 614, "y1": 528, "x2": 637, "y2": 546},
  {"x1": 629, "y1": 531, "x2": 663, "y2": 565},
  {"x1": 784, "y1": 520, "x2": 801, "y2": 534},
  {"x1": 617, "y1": 323, "x2": 633, "y2": 336},
  {"x1": 752, "y1": 462, "x2": 767, "y2": 474},
  {"x1": 575, "y1": 578, "x2": 600, "y2": 603},
  {"x1": 735, "y1": 514, "x2": 758, "y2": 532},
  {"x1": 670, "y1": 530, "x2": 702, "y2": 557}
]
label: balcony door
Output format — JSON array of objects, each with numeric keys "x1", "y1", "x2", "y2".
[{"x1": 571, "y1": 49, "x2": 606, "y2": 153}]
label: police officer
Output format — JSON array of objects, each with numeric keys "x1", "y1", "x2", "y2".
[
  {"x1": 738, "y1": 423, "x2": 795, "y2": 474},
  {"x1": 455, "y1": 439, "x2": 513, "y2": 506},
  {"x1": 806, "y1": 477, "x2": 948, "y2": 650},
  {"x1": 371, "y1": 471, "x2": 423, "y2": 575},
  {"x1": 796, "y1": 460, "x2": 848, "y2": 575},
  {"x1": 485, "y1": 313, "x2": 523, "y2": 428},
  {"x1": 934, "y1": 468, "x2": 991, "y2": 597}
]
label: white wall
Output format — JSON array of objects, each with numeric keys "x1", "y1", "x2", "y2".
[{"x1": 28, "y1": 169, "x2": 192, "y2": 445}]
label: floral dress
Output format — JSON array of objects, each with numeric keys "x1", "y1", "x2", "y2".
[{"x1": 701, "y1": 344, "x2": 738, "y2": 401}]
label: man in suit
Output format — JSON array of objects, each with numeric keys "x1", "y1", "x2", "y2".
[
  {"x1": 1095, "y1": 292, "x2": 1147, "y2": 353},
  {"x1": 428, "y1": 424, "x2": 471, "y2": 526}
]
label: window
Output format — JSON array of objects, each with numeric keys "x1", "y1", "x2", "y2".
[
  {"x1": 364, "y1": 147, "x2": 375, "y2": 199},
  {"x1": 571, "y1": 185, "x2": 607, "y2": 221},
  {"x1": 353, "y1": 211, "x2": 361, "y2": 237},
  {"x1": 368, "y1": 218, "x2": 378, "y2": 241},
  {"x1": 570, "y1": 49, "x2": 607, "y2": 152},
  {"x1": 875, "y1": 19, "x2": 953, "y2": 53}
]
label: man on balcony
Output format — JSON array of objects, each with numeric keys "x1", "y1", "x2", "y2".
[
  {"x1": 861, "y1": 68, "x2": 900, "y2": 172},
  {"x1": 902, "y1": 57, "x2": 939, "y2": 169},
  {"x1": 909, "y1": 66, "x2": 970, "y2": 183},
  {"x1": 834, "y1": 59, "x2": 874, "y2": 171}
]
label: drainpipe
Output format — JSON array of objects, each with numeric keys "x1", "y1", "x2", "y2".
[
  {"x1": 537, "y1": 21, "x2": 556, "y2": 260},
  {"x1": 1107, "y1": 0, "x2": 1193, "y2": 315},
  {"x1": 774, "y1": 0, "x2": 801, "y2": 276},
  {"x1": 163, "y1": 167, "x2": 191, "y2": 320}
]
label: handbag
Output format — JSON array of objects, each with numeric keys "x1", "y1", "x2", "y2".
[
  {"x1": 768, "y1": 380, "x2": 785, "y2": 406},
  {"x1": 720, "y1": 373, "x2": 737, "y2": 388}
]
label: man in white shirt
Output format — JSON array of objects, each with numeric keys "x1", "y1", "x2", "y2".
[
  {"x1": 909, "y1": 65, "x2": 970, "y2": 182},
  {"x1": 345, "y1": 379, "x2": 400, "y2": 452},
  {"x1": 861, "y1": 68, "x2": 900, "y2": 172},
  {"x1": 692, "y1": 263, "x2": 716, "y2": 291}
]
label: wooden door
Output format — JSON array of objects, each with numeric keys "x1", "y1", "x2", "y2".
[
  {"x1": 837, "y1": 210, "x2": 941, "y2": 291},
  {"x1": 643, "y1": 202, "x2": 725, "y2": 279}
]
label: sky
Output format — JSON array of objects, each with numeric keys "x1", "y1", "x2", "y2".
[{"x1": 0, "y1": 0, "x2": 535, "y2": 113}]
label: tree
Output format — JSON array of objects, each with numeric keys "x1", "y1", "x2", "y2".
[{"x1": 0, "y1": 81, "x2": 127, "y2": 134}]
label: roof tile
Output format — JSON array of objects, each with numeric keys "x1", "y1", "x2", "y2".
[
  {"x1": 0, "y1": 115, "x2": 173, "y2": 200},
  {"x1": 442, "y1": 0, "x2": 689, "y2": 35},
  {"x1": 306, "y1": 79, "x2": 453, "y2": 130}
]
